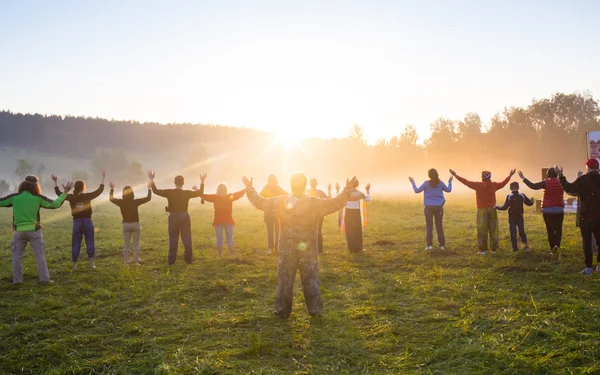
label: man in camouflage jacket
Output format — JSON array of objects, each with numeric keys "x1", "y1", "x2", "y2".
[{"x1": 242, "y1": 174, "x2": 356, "y2": 318}]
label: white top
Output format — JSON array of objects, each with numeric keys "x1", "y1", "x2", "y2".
[{"x1": 346, "y1": 190, "x2": 370, "y2": 209}]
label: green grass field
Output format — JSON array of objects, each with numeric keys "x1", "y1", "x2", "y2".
[{"x1": 0, "y1": 197, "x2": 599, "y2": 375}]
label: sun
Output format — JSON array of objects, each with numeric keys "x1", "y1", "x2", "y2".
[{"x1": 273, "y1": 130, "x2": 303, "y2": 153}]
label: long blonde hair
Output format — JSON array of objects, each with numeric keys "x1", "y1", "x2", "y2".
[{"x1": 216, "y1": 183, "x2": 228, "y2": 196}]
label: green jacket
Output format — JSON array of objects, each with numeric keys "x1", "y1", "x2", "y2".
[{"x1": 0, "y1": 191, "x2": 67, "y2": 232}]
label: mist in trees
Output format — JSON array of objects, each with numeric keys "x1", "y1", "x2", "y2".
[{"x1": 0, "y1": 91, "x2": 598, "y2": 193}]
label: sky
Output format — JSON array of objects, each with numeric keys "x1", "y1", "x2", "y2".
[{"x1": 1, "y1": 0, "x2": 599, "y2": 144}]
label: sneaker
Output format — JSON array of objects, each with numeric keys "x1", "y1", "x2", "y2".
[
  {"x1": 524, "y1": 246, "x2": 531, "y2": 253},
  {"x1": 267, "y1": 249, "x2": 273, "y2": 255},
  {"x1": 596, "y1": 266, "x2": 600, "y2": 273},
  {"x1": 478, "y1": 251, "x2": 486, "y2": 255},
  {"x1": 424, "y1": 245, "x2": 433, "y2": 251},
  {"x1": 580, "y1": 267, "x2": 593, "y2": 275},
  {"x1": 550, "y1": 245, "x2": 559, "y2": 255},
  {"x1": 490, "y1": 250, "x2": 497, "y2": 255},
  {"x1": 440, "y1": 246, "x2": 445, "y2": 251}
]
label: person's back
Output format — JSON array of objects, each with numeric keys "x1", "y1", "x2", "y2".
[
  {"x1": 542, "y1": 177, "x2": 564, "y2": 208},
  {"x1": 1, "y1": 191, "x2": 65, "y2": 231},
  {"x1": 58, "y1": 185, "x2": 104, "y2": 219},
  {"x1": 151, "y1": 183, "x2": 204, "y2": 212},
  {"x1": 275, "y1": 195, "x2": 327, "y2": 253},
  {"x1": 570, "y1": 172, "x2": 600, "y2": 223}
]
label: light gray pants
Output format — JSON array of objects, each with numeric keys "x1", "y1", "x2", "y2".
[
  {"x1": 123, "y1": 222, "x2": 141, "y2": 261},
  {"x1": 12, "y1": 230, "x2": 50, "y2": 283}
]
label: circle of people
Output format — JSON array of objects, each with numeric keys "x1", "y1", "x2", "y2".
[{"x1": 1, "y1": 158, "x2": 599, "y2": 318}]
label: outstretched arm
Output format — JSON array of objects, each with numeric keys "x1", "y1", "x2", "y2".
[
  {"x1": 442, "y1": 177, "x2": 453, "y2": 193},
  {"x1": 231, "y1": 189, "x2": 247, "y2": 201},
  {"x1": 40, "y1": 181, "x2": 74, "y2": 209},
  {"x1": 188, "y1": 173, "x2": 207, "y2": 198},
  {"x1": 494, "y1": 169, "x2": 516, "y2": 191},
  {"x1": 409, "y1": 177, "x2": 425, "y2": 193},
  {"x1": 0, "y1": 194, "x2": 15, "y2": 207},
  {"x1": 87, "y1": 183, "x2": 105, "y2": 200},
  {"x1": 523, "y1": 194, "x2": 535, "y2": 206},
  {"x1": 136, "y1": 184, "x2": 152, "y2": 205},
  {"x1": 450, "y1": 170, "x2": 480, "y2": 191},
  {"x1": 243, "y1": 177, "x2": 280, "y2": 214},
  {"x1": 316, "y1": 187, "x2": 353, "y2": 216},
  {"x1": 495, "y1": 195, "x2": 510, "y2": 211}
]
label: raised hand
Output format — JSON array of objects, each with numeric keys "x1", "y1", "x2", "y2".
[
  {"x1": 192, "y1": 185, "x2": 199, "y2": 191},
  {"x1": 517, "y1": 170, "x2": 525, "y2": 179},
  {"x1": 509, "y1": 169, "x2": 516, "y2": 176},
  {"x1": 148, "y1": 170, "x2": 155, "y2": 181},
  {"x1": 345, "y1": 177, "x2": 358, "y2": 189},
  {"x1": 50, "y1": 174, "x2": 58, "y2": 183},
  {"x1": 108, "y1": 181, "x2": 115, "y2": 189},
  {"x1": 101, "y1": 170, "x2": 106, "y2": 178},
  {"x1": 200, "y1": 173, "x2": 207, "y2": 183},
  {"x1": 449, "y1": 175, "x2": 454, "y2": 182},
  {"x1": 577, "y1": 169, "x2": 584, "y2": 178},
  {"x1": 449, "y1": 169, "x2": 457, "y2": 177},
  {"x1": 408, "y1": 177, "x2": 414, "y2": 183},
  {"x1": 554, "y1": 165, "x2": 563, "y2": 176},
  {"x1": 241, "y1": 176, "x2": 253, "y2": 188},
  {"x1": 365, "y1": 183, "x2": 371, "y2": 193},
  {"x1": 335, "y1": 182, "x2": 340, "y2": 192},
  {"x1": 62, "y1": 181, "x2": 75, "y2": 193}
]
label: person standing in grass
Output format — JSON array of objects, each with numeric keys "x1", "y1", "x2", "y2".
[
  {"x1": 556, "y1": 160, "x2": 600, "y2": 275},
  {"x1": 260, "y1": 175, "x2": 287, "y2": 255},
  {"x1": 409, "y1": 168, "x2": 453, "y2": 251},
  {"x1": 305, "y1": 178, "x2": 332, "y2": 254},
  {"x1": 495, "y1": 182, "x2": 534, "y2": 253},
  {"x1": 193, "y1": 177, "x2": 246, "y2": 258},
  {"x1": 148, "y1": 171, "x2": 205, "y2": 265},
  {"x1": 341, "y1": 179, "x2": 371, "y2": 252},
  {"x1": 242, "y1": 173, "x2": 355, "y2": 318},
  {"x1": 450, "y1": 169, "x2": 515, "y2": 255},
  {"x1": 109, "y1": 181, "x2": 152, "y2": 264},
  {"x1": 517, "y1": 168, "x2": 565, "y2": 254},
  {"x1": 52, "y1": 171, "x2": 105, "y2": 269},
  {"x1": 0, "y1": 175, "x2": 74, "y2": 283}
]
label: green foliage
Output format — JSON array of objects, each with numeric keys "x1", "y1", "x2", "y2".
[{"x1": 0, "y1": 198, "x2": 598, "y2": 374}]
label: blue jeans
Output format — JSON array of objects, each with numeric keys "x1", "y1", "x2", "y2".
[
  {"x1": 215, "y1": 223, "x2": 234, "y2": 247},
  {"x1": 509, "y1": 215, "x2": 528, "y2": 251},
  {"x1": 72, "y1": 218, "x2": 95, "y2": 261},
  {"x1": 424, "y1": 206, "x2": 445, "y2": 246}
]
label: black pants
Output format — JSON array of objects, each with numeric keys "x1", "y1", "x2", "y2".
[
  {"x1": 317, "y1": 217, "x2": 324, "y2": 254},
  {"x1": 509, "y1": 215, "x2": 527, "y2": 251},
  {"x1": 580, "y1": 222, "x2": 600, "y2": 268},
  {"x1": 265, "y1": 214, "x2": 280, "y2": 252},
  {"x1": 168, "y1": 212, "x2": 192, "y2": 264},
  {"x1": 424, "y1": 206, "x2": 445, "y2": 246},
  {"x1": 543, "y1": 212, "x2": 564, "y2": 250},
  {"x1": 345, "y1": 209, "x2": 363, "y2": 252}
]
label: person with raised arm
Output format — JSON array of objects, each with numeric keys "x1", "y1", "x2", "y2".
[
  {"x1": 305, "y1": 179, "x2": 331, "y2": 254},
  {"x1": 259, "y1": 174, "x2": 288, "y2": 255},
  {"x1": 495, "y1": 182, "x2": 535, "y2": 253},
  {"x1": 409, "y1": 168, "x2": 453, "y2": 251},
  {"x1": 52, "y1": 171, "x2": 105, "y2": 269},
  {"x1": 0, "y1": 175, "x2": 74, "y2": 283},
  {"x1": 192, "y1": 176, "x2": 246, "y2": 258},
  {"x1": 242, "y1": 173, "x2": 355, "y2": 318},
  {"x1": 556, "y1": 160, "x2": 600, "y2": 275},
  {"x1": 517, "y1": 168, "x2": 565, "y2": 254},
  {"x1": 109, "y1": 181, "x2": 152, "y2": 264},
  {"x1": 341, "y1": 179, "x2": 371, "y2": 252},
  {"x1": 148, "y1": 171, "x2": 205, "y2": 264},
  {"x1": 450, "y1": 169, "x2": 515, "y2": 255}
]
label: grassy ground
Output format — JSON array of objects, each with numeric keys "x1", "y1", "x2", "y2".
[{"x1": 0, "y1": 196, "x2": 600, "y2": 375}]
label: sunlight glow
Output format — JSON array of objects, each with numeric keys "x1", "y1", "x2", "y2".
[{"x1": 273, "y1": 130, "x2": 303, "y2": 153}]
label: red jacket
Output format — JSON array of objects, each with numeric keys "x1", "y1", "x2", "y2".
[
  {"x1": 455, "y1": 175, "x2": 511, "y2": 208},
  {"x1": 202, "y1": 189, "x2": 246, "y2": 225},
  {"x1": 542, "y1": 177, "x2": 564, "y2": 208}
]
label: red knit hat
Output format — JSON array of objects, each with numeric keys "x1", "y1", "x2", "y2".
[{"x1": 586, "y1": 158, "x2": 599, "y2": 170}]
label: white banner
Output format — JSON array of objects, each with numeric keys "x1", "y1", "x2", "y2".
[{"x1": 587, "y1": 131, "x2": 600, "y2": 160}]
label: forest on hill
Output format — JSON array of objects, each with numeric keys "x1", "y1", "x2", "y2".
[{"x1": 0, "y1": 91, "x2": 598, "y2": 194}]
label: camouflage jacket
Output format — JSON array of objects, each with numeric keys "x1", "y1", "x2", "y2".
[{"x1": 247, "y1": 186, "x2": 352, "y2": 254}]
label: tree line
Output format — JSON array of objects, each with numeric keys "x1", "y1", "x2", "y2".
[{"x1": 1, "y1": 91, "x2": 598, "y2": 192}]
